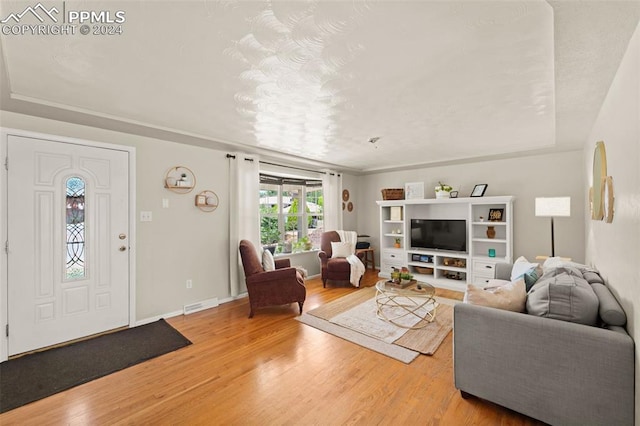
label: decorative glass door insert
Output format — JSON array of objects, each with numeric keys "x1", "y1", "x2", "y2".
[{"x1": 66, "y1": 176, "x2": 85, "y2": 280}]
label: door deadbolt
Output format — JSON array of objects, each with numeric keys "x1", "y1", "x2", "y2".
[{"x1": 119, "y1": 233, "x2": 127, "y2": 240}]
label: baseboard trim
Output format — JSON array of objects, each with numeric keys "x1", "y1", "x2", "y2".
[{"x1": 136, "y1": 293, "x2": 248, "y2": 326}]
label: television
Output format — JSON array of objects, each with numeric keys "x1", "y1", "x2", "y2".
[{"x1": 410, "y1": 219, "x2": 467, "y2": 252}]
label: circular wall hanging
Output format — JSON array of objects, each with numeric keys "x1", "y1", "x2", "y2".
[
  {"x1": 347, "y1": 202, "x2": 353, "y2": 212},
  {"x1": 603, "y1": 176, "x2": 614, "y2": 223},
  {"x1": 195, "y1": 190, "x2": 219, "y2": 212},
  {"x1": 165, "y1": 166, "x2": 196, "y2": 194},
  {"x1": 342, "y1": 189, "x2": 350, "y2": 202},
  {"x1": 342, "y1": 202, "x2": 346, "y2": 210}
]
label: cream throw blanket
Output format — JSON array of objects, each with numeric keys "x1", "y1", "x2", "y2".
[{"x1": 336, "y1": 230, "x2": 365, "y2": 287}]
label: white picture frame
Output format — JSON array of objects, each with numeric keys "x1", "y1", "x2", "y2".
[
  {"x1": 404, "y1": 182, "x2": 424, "y2": 200},
  {"x1": 390, "y1": 206, "x2": 403, "y2": 221}
]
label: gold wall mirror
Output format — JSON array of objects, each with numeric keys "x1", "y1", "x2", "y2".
[{"x1": 591, "y1": 141, "x2": 607, "y2": 220}]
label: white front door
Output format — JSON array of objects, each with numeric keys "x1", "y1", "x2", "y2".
[{"x1": 7, "y1": 135, "x2": 130, "y2": 356}]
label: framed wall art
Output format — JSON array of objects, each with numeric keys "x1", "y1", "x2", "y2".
[
  {"x1": 488, "y1": 208, "x2": 504, "y2": 222},
  {"x1": 404, "y1": 182, "x2": 424, "y2": 200}
]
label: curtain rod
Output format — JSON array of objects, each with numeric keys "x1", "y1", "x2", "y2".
[
  {"x1": 225, "y1": 154, "x2": 253, "y2": 162},
  {"x1": 226, "y1": 154, "x2": 340, "y2": 176},
  {"x1": 259, "y1": 160, "x2": 340, "y2": 176}
]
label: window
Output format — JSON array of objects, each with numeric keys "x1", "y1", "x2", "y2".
[{"x1": 259, "y1": 174, "x2": 323, "y2": 254}]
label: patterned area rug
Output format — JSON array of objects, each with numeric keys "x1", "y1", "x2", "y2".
[{"x1": 297, "y1": 287, "x2": 455, "y2": 363}]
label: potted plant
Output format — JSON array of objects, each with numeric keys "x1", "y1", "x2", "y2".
[
  {"x1": 301, "y1": 236, "x2": 312, "y2": 251},
  {"x1": 390, "y1": 267, "x2": 401, "y2": 283},
  {"x1": 394, "y1": 238, "x2": 401, "y2": 248},
  {"x1": 293, "y1": 236, "x2": 313, "y2": 252},
  {"x1": 400, "y1": 271, "x2": 414, "y2": 285},
  {"x1": 435, "y1": 181, "x2": 453, "y2": 199}
]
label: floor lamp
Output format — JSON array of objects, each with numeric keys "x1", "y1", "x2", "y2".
[{"x1": 535, "y1": 197, "x2": 571, "y2": 257}]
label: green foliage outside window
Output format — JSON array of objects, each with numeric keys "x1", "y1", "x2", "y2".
[
  {"x1": 259, "y1": 182, "x2": 324, "y2": 251},
  {"x1": 260, "y1": 203, "x2": 280, "y2": 245}
]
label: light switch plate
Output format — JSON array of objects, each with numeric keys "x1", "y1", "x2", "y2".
[{"x1": 140, "y1": 211, "x2": 153, "y2": 222}]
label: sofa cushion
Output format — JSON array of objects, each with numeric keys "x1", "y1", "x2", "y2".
[
  {"x1": 526, "y1": 272, "x2": 599, "y2": 325},
  {"x1": 326, "y1": 257, "x2": 351, "y2": 272},
  {"x1": 463, "y1": 278, "x2": 526, "y2": 312},
  {"x1": 539, "y1": 265, "x2": 583, "y2": 280},
  {"x1": 591, "y1": 283, "x2": 626, "y2": 326}
]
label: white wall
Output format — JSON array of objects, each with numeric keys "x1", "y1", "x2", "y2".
[
  {"x1": 584, "y1": 21, "x2": 640, "y2": 420},
  {"x1": 357, "y1": 151, "x2": 585, "y2": 270},
  {"x1": 341, "y1": 173, "x2": 359, "y2": 233},
  {"x1": 0, "y1": 111, "x2": 233, "y2": 321}
]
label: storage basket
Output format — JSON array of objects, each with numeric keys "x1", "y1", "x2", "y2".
[
  {"x1": 415, "y1": 266, "x2": 434, "y2": 275},
  {"x1": 381, "y1": 188, "x2": 404, "y2": 200}
]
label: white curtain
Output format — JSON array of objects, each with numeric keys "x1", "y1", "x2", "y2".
[
  {"x1": 229, "y1": 152, "x2": 260, "y2": 297},
  {"x1": 322, "y1": 171, "x2": 343, "y2": 232}
]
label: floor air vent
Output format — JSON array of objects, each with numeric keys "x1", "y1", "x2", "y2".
[{"x1": 183, "y1": 298, "x2": 218, "y2": 315}]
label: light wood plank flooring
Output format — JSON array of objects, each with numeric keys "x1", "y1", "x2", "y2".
[{"x1": 0, "y1": 270, "x2": 543, "y2": 425}]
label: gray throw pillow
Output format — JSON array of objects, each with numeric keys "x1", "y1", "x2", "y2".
[
  {"x1": 591, "y1": 283, "x2": 627, "y2": 326},
  {"x1": 526, "y1": 272, "x2": 599, "y2": 325},
  {"x1": 539, "y1": 266, "x2": 583, "y2": 280}
]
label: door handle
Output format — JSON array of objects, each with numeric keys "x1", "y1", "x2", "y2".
[
  {"x1": 119, "y1": 246, "x2": 127, "y2": 252},
  {"x1": 119, "y1": 233, "x2": 127, "y2": 240}
]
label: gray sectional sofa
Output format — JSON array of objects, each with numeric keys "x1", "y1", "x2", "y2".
[{"x1": 453, "y1": 262, "x2": 635, "y2": 426}]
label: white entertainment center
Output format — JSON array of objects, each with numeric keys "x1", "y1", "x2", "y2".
[{"x1": 377, "y1": 196, "x2": 514, "y2": 292}]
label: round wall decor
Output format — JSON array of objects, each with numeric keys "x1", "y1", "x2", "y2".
[
  {"x1": 165, "y1": 166, "x2": 196, "y2": 194},
  {"x1": 342, "y1": 189, "x2": 350, "y2": 202},
  {"x1": 603, "y1": 176, "x2": 614, "y2": 223},
  {"x1": 195, "y1": 190, "x2": 219, "y2": 212}
]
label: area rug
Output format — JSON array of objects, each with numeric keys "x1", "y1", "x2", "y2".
[
  {"x1": 0, "y1": 318, "x2": 191, "y2": 413},
  {"x1": 297, "y1": 287, "x2": 455, "y2": 363}
]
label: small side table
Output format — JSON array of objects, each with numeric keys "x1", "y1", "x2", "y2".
[{"x1": 356, "y1": 248, "x2": 375, "y2": 270}]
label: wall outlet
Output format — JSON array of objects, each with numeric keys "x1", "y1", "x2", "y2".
[
  {"x1": 140, "y1": 211, "x2": 153, "y2": 222},
  {"x1": 186, "y1": 279, "x2": 192, "y2": 289}
]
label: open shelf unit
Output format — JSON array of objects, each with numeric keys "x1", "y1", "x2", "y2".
[{"x1": 377, "y1": 196, "x2": 513, "y2": 291}]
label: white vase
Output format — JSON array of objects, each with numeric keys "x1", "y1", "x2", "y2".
[{"x1": 435, "y1": 190, "x2": 450, "y2": 199}]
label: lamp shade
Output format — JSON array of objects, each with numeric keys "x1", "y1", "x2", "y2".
[{"x1": 535, "y1": 197, "x2": 571, "y2": 217}]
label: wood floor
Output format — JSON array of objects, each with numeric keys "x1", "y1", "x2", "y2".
[{"x1": 1, "y1": 270, "x2": 543, "y2": 425}]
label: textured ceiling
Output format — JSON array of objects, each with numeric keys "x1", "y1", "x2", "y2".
[{"x1": 1, "y1": 1, "x2": 639, "y2": 173}]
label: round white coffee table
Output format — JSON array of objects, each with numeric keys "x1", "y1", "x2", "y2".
[{"x1": 375, "y1": 279, "x2": 437, "y2": 329}]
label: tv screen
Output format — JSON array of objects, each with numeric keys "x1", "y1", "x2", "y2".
[{"x1": 410, "y1": 219, "x2": 467, "y2": 252}]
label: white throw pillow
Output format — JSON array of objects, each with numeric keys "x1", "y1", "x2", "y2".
[
  {"x1": 464, "y1": 278, "x2": 526, "y2": 312},
  {"x1": 331, "y1": 241, "x2": 354, "y2": 258},
  {"x1": 510, "y1": 256, "x2": 541, "y2": 281},
  {"x1": 262, "y1": 249, "x2": 275, "y2": 271}
]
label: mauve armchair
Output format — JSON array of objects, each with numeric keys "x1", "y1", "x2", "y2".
[
  {"x1": 238, "y1": 240, "x2": 306, "y2": 318},
  {"x1": 318, "y1": 231, "x2": 353, "y2": 287}
]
